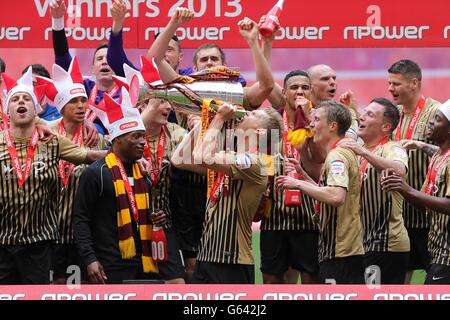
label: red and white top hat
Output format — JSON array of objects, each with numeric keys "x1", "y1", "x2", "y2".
[
  {"x1": 112, "y1": 56, "x2": 162, "y2": 95},
  {"x1": 439, "y1": 99, "x2": 450, "y2": 122},
  {"x1": 36, "y1": 57, "x2": 87, "y2": 112},
  {"x1": 90, "y1": 77, "x2": 145, "y2": 141},
  {"x1": 4, "y1": 66, "x2": 42, "y2": 114}
]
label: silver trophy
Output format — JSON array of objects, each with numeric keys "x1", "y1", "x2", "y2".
[{"x1": 145, "y1": 81, "x2": 246, "y2": 117}]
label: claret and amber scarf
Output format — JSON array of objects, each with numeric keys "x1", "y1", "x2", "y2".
[{"x1": 105, "y1": 151, "x2": 158, "y2": 273}]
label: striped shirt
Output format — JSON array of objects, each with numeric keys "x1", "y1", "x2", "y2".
[
  {"x1": 51, "y1": 122, "x2": 106, "y2": 244},
  {"x1": 422, "y1": 153, "x2": 450, "y2": 266},
  {"x1": 393, "y1": 98, "x2": 440, "y2": 228},
  {"x1": 360, "y1": 141, "x2": 410, "y2": 253},
  {"x1": 0, "y1": 132, "x2": 87, "y2": 245},
  {"x1": 261, "y1": 148, "x2": 317, "y2": 231},
  {"x1": 317, "y1": 146, "x2": 364, "y2": 263},
  {"x1": 197, "y1": 153, "x2": 268, "y2": 265},
  {"x1": 145, "y1": 123, "x2": 186, "y2": 227}
]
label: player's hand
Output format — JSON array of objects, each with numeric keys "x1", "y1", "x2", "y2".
[
  {"x1": 170, "y1": 7, "x2": 194, "y2": 27},
  {"x1": 275, "y1": 175, "x2": 300, "y2": 192},
  {"x1": 215, "y1": 103, "x2": 236, "y2": 121},
  {"x1": 400, "y1": 139, "x2": 423, "y2": 150},
  {"x1": 151, "y1": 210, "x2": 167, "y2": 227},
  {"x1": 339, "y1": 89, "x2": 359, "y2": 118},
  {"x1": 83, "y1": 120, "x2": 100, "y2": 148},
  {"x1": 338, "y1": 138, "x2": 365, "y2": 156},
  {"x1": 238, "y1": 17, "x2": 258, "y2": 43},
  {"x1": 50, "y1": 0, "x2": 67, "y2": 19},
  {"x1": 87, "y1": 261, "x2": 107, "y2": 284}
]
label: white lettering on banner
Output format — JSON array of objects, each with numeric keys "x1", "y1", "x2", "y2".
[
  {"x1": 373, "y1": 293, "x2": 450, "y2": 300},
  {"x1": 44, "y1": 27, "x2": 131, "y2": 41},
  {"x1": 152, "y1": 293, "x2": 247, "y2": 300},
  {"x1": 34, "y1": 0, "x2": 52, "y2": 17},
  {"x1": 0, "y1": 294, "x2": 26, "y2": 300},
  {"x1": 0, "y1": 27, "x2": 31, "y2": 41},
  {"x1": 445, "y1": 26, "x2": 450, "y2": 39},
  {"x1": 366, "y1": 5, "x2": 381, "y2": 27},
  {"x1": 41, "y1": 293, "x2": 137, "y2": 300},
  {"x1": 262, "y1": 293, "x2": 358, "y2": 300},
  {"x1": 275, "y1": 26, "x2": 330, "y2": 40},
  {"x1": 145, "y1": 26, "x2": 230, "y2": 41},
  {"x1": 344, "y1": 26, "x2": 430, "y2": 40}
]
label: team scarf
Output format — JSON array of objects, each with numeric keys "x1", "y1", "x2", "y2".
[{"x1": 105, "y1": 151, "x2": 158, "y2": 273}]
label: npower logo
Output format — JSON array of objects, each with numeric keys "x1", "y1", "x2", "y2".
[
  {"x1": 69, "y1": 88, "x2": 85, "y2": 95},
  {"x1": 119, "y1": 121, "x2": 138, "y2": 130}
]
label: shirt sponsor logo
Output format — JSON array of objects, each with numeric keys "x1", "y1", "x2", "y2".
[
  {"x1": 393, "y1": 146, "x2": 408, "y2": 158},
  {"x1": 330, "y1": 159, "x2": 345, "y2": 176},
  {"x1": 119, "y1": 121, "x2": 138, "y2": 130},
  {"x1": 235, "y1": 154, "x2": 252, "y2": 169},
  {"x1": 69, "y1": 88, "x2": 86, "y2": 95}
]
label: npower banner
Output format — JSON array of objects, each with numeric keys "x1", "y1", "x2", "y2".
[{"x1": 1, "y1": 0, "x2": 449, "y2": 49}]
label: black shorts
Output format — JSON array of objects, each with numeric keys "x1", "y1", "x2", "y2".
[
  {"x1": 260, "y1": 230, "x2": 319, "y2": 275},
  {"x1": 425, "y1": 264, "x2": 450, "y2": 284},
  {"x1": 363, "y1": 251, "x2": 409, "y2": 284},
  {"x1": 171, "y1": 182, "x2": 206, "y2": 258},
  {"x1": 52, "y1": 243, "x2": 84, "y2": 280},
  {"x1": 157, "y1": 228, "x2": 186, "y2": 280},
  {"x1": 319, "y1": 255, "x2": 365, "y2": 284},
  {"x1": 0, "y1": 241, "x2": 52, "y2": 284},
  {"x1": 407, "y1": 228, "x2": 430, "y2": 271},
  {"x1": 192, "y1": 261, "x2": 254, "y2": 284}
]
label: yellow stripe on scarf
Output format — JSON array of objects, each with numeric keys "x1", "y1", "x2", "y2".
[
  {"x1": 113, "y1": 180, "x2": 126, "y2": 195},
  {"x1": 139, "y1": 224, "x2": 152, "y2": 241},
  {"x1": 119, "y1": 237, "x2": 136, "y2": 259},
  {"x1": 142, "y1": 256, "x2": 159, "y2": 273},
  {"x1": 135, "y1": 193, "x2": 148, "y2": 210},
  {"x1": 117, "y1": 209, "x2": 132, "y2": 227}
]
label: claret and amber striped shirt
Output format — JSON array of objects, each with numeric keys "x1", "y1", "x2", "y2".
[
  {"x1": 0, "y1": 132, "x2": 87, "y2": 245},
  {"x1": 360, "y1": 141, "x2": 410, "y2": 253},
  {"x1": 393, "y1": 98, "x2": 440, "y2": 229},
  {"x1": 422, "y1": 153, "x2": 450, "y2": 266},
  {"x1": 197, "y1": 153, "x2": 268, "y2": 265}
]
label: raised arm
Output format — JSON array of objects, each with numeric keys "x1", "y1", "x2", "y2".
[
  {"x1": 50, "y1": 0, "x2": 71, "y2": 70},
  {"x1": 107, "y1": 0, "x2": 137, "y2": 77},
  {"x1": 238, "y1": 17, "x2": 274, "y2": 109},
  {"x1": 147, "y1": 7, "x2": 193, "y2": 82},
  {"x1": 191, "y1": 104, "x2": 238, "y2": 175},
  {"x1": 259, "y1": 16, "x2": 285, "y2": 108}
]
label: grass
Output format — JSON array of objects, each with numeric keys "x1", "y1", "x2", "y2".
[{"x1": 251, "y1": 231, "x2": 426, "y2": 284}]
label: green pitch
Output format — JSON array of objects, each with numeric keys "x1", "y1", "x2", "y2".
[{"x1": 251, "y1": 232, "x2": 426, "y2": 284}]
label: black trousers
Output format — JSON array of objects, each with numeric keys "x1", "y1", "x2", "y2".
[{"x1": 0, "y1": 241, "x2": 52, "y2": 284}]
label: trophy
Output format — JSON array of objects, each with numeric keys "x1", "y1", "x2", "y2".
[{"x1": 118, "y1": 58, "x2": 248, "y2": 118}]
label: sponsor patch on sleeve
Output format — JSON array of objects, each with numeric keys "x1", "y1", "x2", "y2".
[
  {"x1": 235, "y1": 154, "x2": 252, "y2": 170},
  {"x1": 393, "y1": 146, "x2": 408, "y2": 158},
  {"x1": 330, "y1": 159, "x2": 345, "y2": 176}
]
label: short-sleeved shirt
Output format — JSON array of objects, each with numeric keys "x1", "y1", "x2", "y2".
[
  {"x1": 51, "y1": 123, "x2": 106, "y2": 244},
  {"x1": 197, "y1": 153, "x2": 268, "y2": 265},
  {"x1": 422, "y1": 153, "x2": 450, "y2": 266},
  {"x1": 317, "y1": 146, "x2": 364, "y2": 262},
  {"x1": 0, "y1": 131, "x2": 87, "y2": 244},
  {"x1": 360, "y1": 140, "x2": 410, "y2": 253},
  {"x1": 145, "y1": 123, "x2": 186, "y2": 227},
  {"x1": 393, "y1": 98, "x2": 440, "y2": 229}
]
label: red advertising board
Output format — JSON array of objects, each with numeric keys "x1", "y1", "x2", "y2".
[{"x1": 0, "y1": 0, "x2": 449, "y2": 48}]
